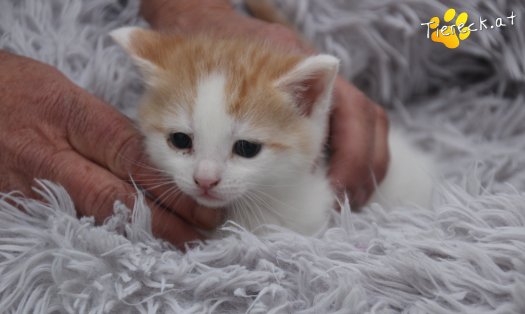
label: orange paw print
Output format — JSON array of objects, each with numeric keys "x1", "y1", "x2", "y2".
[{"x1": 429, "y1": 8, "x2": 471, "y2": 49}]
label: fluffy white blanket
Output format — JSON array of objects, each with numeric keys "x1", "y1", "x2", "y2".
[{"x1": 1, "y1": 0, "x2": 525, "y2": 312}]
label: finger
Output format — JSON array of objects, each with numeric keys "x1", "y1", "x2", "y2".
[
  {"x1": 328, "y1": 78, "x2": 376, "y2": 204},
  {"x1": 371, "y1": 105, "x2": 390, "y2": 185},
  {"x1": 39, "y1": 148, "x2": 203, "y2": 248},
  {"x1": 65, "y1": 88, "x2": 143, "y2": 179},
  {"x1": 65, "y1": 89, "x2": 220, "y2": 229},
  {"x1": 149, "y1": 198, "x2": 205, "y2": 249},
  {"x1": 347, "y1": 104, "x2": 390, "y2": 207},
  {"x1": 0, "y1": 171, "x2": 36, "y2": 213}
]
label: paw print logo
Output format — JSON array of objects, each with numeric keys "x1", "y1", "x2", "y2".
[{"x1": 428, "y1": 8, "x2": 471, "y2": 49}]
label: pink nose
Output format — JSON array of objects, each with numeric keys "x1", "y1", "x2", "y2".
[{"x1": 194, "y1": 177, "x2": 220, "y2": 190}]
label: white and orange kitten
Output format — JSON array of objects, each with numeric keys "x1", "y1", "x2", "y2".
[{"x1": 110, "y1": 28, "x2": 435, "y2": 236}]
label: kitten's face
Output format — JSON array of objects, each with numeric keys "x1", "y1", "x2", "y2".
[
  {"x1": 111, "y1": 28, "x2": 339, "y2": 208},
  {"x1": 141, "y1": 71, "x2": 319, "y2": 207}
]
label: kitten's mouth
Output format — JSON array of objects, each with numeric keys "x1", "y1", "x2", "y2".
[
  {"x1": 199, "y1": 191, "x2": 221, "y2": 201},
  {"x1": 196, "y1": 188, "x2": 227, "y2": 201},
  {"x1": 194, "y1": 191, "x2": 228, "y2": 208}
]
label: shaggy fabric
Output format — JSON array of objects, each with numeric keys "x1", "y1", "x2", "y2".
[{"x1": 1, "y1": 0, "x2": 525, "y2": 312}]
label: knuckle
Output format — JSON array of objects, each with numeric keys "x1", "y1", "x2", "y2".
[
  {"x1": 82, "y1": 181, "x2": 132, "y2": 219},
  {"x1": 43, "y1": 93, "x2": 79, "y2": 134},
  {"x1": 32, "y1": 148, "x2": 75, "y2": 186},
  {"x1": 65, "y1": 93, "x2": 98, "y2": 138},
  {"x1": 67, "y1": 95, "x2": 141, "y2": 176},
  {"x1": 86, "y1": 185, "x2": 118, "y2": 216},
  {"x1": 9, "y1": 132, "x2": 49, "y2": 176},
  {"x1": 109, "y1": 130, "x2": 143, "y2": 176},
  {"x1": 46, "y1": 149, "x2": 76, "y2": 178},
  {"x1": 37, "y1": 149, "x2": 62, "y2": 179},
  {"x1": 9, "y1": 136, "x2": 35, "y2": 171},
  {"x1": 3, "y1": 121, "x2": 72, "y2": 185}
]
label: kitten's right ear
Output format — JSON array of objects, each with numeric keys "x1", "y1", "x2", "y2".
[
  {"x1": 275, "y1": 54, "x2": 339, "y2": 117},
  {"x1": 110, "y1": 27, "x2": 160, "y2": 77}
]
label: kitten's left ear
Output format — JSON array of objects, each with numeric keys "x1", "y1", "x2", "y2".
[
  {"x1": 110, "y1": 27, "x2": 163, "y2": 78},
  {"x1": 275, "y1": 54, "x2": 339, "y2": 116}
]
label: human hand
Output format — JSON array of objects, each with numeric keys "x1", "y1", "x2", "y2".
[
  {"x1": 140, "y1": 1, "x2": 390, "y2": 207},
  {"x1": 0, "y1": 51, "x2": 221, "y2": 248}
]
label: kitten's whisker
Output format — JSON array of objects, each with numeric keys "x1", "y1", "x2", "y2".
[
  {"x1": 133, "y1": 176, "x2": 173, "y2": 182},
  {"x1": 245, "y1": 182, "x2": 298, "y2": 188},
  {"x1": 239, "y1": 195, "x2": 265, "y2": 230},
  {"x1": 252, "y1": 189, "x2": 292, "y2": 210},
  {"x1": 231, "y1": 196, "x2": 260, "y2": 231},
  {"x1": 126, "y1": 159, "x2": 174, "y2": 176},
  {"x1": 248, "y1": 191, "x2": 301, "y2": 230},
  {"x1": 173, "y1": 177, "x2": 195, "y2": 187},
  {"x1": 141, "y1": 181, "x2": 177, "y2": 192},
  {"x1": 149, "y1": 185, "x2": 183, "y2": 207},
  {"x1": 135, "y1": 176, "x2": 175, "y2": 187},
  {"x1": 116, "y1": 154, "x2": 157, "y2": 170},
  {"x1": 242, "y1": 192, "x2": 271, "y2": 228},
  {"x1": 156, "y1": 191, "x2": 184, "y2": 211},
  {"x1": 250, "y1": 189, "x2": 296, "y2": 220}
]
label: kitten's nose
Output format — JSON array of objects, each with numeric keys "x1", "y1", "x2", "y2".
[
  {"x1": 194, "y1": 160, "x2": 222, "y2": 191},
  {"x1": 194, "y1": 176, "x2": 220, "y2": 190}
]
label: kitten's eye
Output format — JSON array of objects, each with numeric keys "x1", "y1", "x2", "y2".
[
  {"x1": 233, "y1": 140, "x2": 262, "y2": 158},
  {"x1": 169, "y1": 132, "x2": 192, "y2": 150}
]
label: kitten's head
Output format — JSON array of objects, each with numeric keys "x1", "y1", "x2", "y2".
[{"x1": 111, "y1": 27, "x2": 339, "y2": 208}]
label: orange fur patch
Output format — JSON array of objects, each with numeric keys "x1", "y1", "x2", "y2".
[{"x1": 132, "y1": 31, "x2": 315, "y2": 154}]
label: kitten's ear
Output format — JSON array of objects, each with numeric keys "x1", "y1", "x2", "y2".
[
  {"x1": 110, "y1": 27, "x2": 161, "y2": 77},
  {"x1": 275, "y1": 54, "x2": 339, "y2": 116}
]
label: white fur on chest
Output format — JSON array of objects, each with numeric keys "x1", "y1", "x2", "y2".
[{"x1": 225, "y1": 168, "x2": 334, "y2": 235}]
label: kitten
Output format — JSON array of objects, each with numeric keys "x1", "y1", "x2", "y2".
[{"x1": 110, "y1": 28, "x2": 435, "y2": 236}]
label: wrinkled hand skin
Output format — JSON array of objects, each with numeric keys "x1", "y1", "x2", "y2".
[
  {"x1": 142, "y1": 1, "x2": 390, "y2": 207},
  {"x1": 0, "y1": 52, "x2": 222, "y2": 248}
]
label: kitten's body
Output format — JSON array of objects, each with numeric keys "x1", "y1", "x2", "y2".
[{"x1": 111, "y1": 28, "x2": 435, "y2": 236}]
